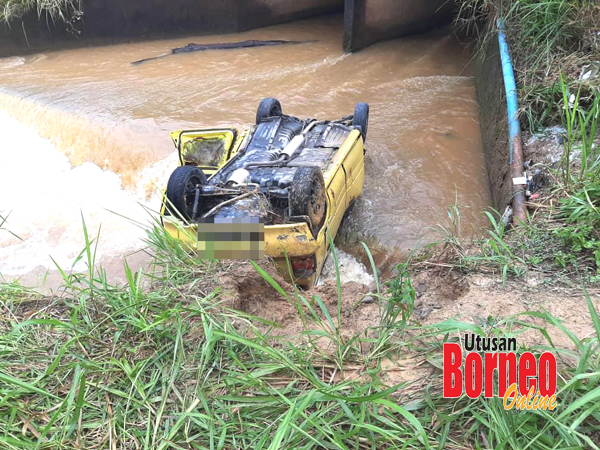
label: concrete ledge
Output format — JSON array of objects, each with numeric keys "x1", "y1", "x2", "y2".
[{"x1": 238, "y1": 0, "x2": 342, "y2": 31}]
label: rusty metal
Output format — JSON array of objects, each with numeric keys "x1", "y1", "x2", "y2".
[{"x1": 511, "y1": 135, "x2": 527, "y2": 224}]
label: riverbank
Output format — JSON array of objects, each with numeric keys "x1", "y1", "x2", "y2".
[
  {"x1": 1, "y1": 2, "x2": 600, "y2": 448},
  {"x1": 2, "y1": 219, "x2": 600, "y2": 448},
  {"x1": 450, "y1": 0, "x2": 600, "y2": 287}
]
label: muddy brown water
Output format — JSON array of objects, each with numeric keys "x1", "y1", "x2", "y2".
[{"x1": 0, "y1": 16, "x2": 490, "y2": 286}]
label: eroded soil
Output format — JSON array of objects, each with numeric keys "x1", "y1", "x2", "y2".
[
  {"x1": 185, "y1": 260, "x2": 600, "y2": 360},
  {"x1": 175, "y1": 260, "x2": 598, "y2": 387},
  {"x1": 10, "y1": 258, "x2": 598, "y2": 388}
]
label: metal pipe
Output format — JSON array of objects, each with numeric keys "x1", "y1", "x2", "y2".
[
  {"x1": 497, "y1": 20, "x2": 527, "y2": 224},
  {"x1": 280, "y1": 120, "x2": 319, "y2": 159},
  {"x1": 244, "y1": 120, "x2": 321, "y2": 169},
  {"x1": 281, "y1": 134, "x2": 306, "y2": 159}
]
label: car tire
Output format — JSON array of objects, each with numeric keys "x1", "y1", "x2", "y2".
[
  {"x1": 352, "y1": 102, "x2": 369, "y2": 141},
  {"x1": 256, "y1": 98, "x2": 283, "y2": 124},
  {"x1": 290, "y1": 167, "x2": 326, "y2": 235},
  {"x1": 165, "y1": 166, "x2": 208, "y2": 221}
]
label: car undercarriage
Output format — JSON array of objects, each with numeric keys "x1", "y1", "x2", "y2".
[{"x1": 165, "y1": 99, "x2": 367, "y2": 236}]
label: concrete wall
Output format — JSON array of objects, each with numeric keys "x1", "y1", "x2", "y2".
[
  {"x1": 343, "y1": 0, "x2": 454, "y2": 52},
  {"x1": 238, "y1": 0, "x2": 342, "y2": 31},
  {"x1": 475, "y1": 37, "x2": 512, "y2": 212},
  {"x1": 0, "y1": 0, "x2": 342, "y2": 57},
  {"x1": 1, "y1": 0, "x2": 457, "y2": 57}
]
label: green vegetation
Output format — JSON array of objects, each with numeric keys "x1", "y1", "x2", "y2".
[
  {"x1": 0, "y1": 0, "x2": 82, "y2": 27},
  {"x1": 1, "y1": 218, "x2": 600, "y2": 448},
  {"x1": 446, "y1": 2, "x2": 599, "y2": 285},
  {"x1": 1, "y1": 1, "x2": 599, "y2": 447},
  {"x1": 456, "y1": 0, "x2": 600, "y2": 131},
  {"x1": 431, "y1": 63, "x2": 600, "y2": 286}
]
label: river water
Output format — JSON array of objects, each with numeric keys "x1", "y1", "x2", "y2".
[{"x1": 0, "y1": 16, "x2": 490, "y2": 285}]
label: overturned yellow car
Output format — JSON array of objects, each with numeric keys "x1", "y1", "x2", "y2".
[{"x1": 162, "y1": 98, "x2": 368, "y2": 286}]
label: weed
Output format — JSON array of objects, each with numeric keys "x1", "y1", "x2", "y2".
[
  {"x1": 432, "y1": 73, "x2": 600, "y2": 283},
  {"x1": 554, "y1": 182, "x2": 600, "y2": 273},
  {"x1": 557, "y1": 74, "x2": 600, "y2": 185},
  {"x1": 1, "y1": 215, "x2": 600, "y2": 448},
  {"x1": 451, "y1": 210, "x2": 526, "y2": 283},
  {"x1": 0, "y1": 224, "x2": 433, "y2": 448},
  {"x1": 430, "y1": 194, "x2": 467, "y2": 263},
  {"x1": 0, "y1": 0, "x2": 83, "y2": 28},
  {"x1": 456, "y1": 0, "x2": 600, "y2": 131},
  {"x1": 0, "y1": 212, "x2": 21, "y2": 242}
]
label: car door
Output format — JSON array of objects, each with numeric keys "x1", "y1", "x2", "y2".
[
  {"x1": 325, "y1": 164, "x2": 347, "y2": 240},
  {"x1": 341, "y1": 135, "x2": 365, "y2": 205}
]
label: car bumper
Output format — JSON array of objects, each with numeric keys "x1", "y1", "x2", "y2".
[{"x1": 163, "y1": 219, "x2": 326, "y2": 286}]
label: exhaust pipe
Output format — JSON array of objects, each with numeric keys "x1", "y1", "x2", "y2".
[{"x1": 244, "y1": 120, "x2": 320, "y2": 169}]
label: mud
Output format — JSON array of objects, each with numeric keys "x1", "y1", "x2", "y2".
[
  {"x1": 184, "y1": 260, "x2": 600, "y2": 360},
  {"x1": 218, "y1": 261, "x2": 375, "y2": 343},
  {"x1": 414, "y1": 268, "x2": 600, "y2": 350}
]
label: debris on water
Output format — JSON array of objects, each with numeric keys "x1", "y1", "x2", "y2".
[
  {"x1": 0, "y1": 57, "x2": 26, "y2": 68},
  {"x1": 131, "y1": 40, "x2": 312, "y2": 65}
]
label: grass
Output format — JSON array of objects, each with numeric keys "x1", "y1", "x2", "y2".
[
  {"x1": 0, "y1": 220, "x2": 428, "y2": 448},
  {"x1": 1, "y1": 2, "x2": 598, "y2": 446},
  {"x1": 427, "y1": 75, "x2": 600, "y2": 286},
  {"x1": 1, "y1": 4, "x2": 599, "y2": 443},
  {"x1": 1, "y1": 215, "x2": 600, "y2": 448},
  {"x1": 0, "y1": 0, "x2": 83, "y2": 30},
  {"x1": 455, "y1": 0, "x2": 600, "y2": 131}
]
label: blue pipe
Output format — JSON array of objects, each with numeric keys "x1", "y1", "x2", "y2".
[{"x1": 497, "y1": 19, "x2": 520, "y2": 164}]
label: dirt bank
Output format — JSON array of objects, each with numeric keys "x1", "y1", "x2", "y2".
[{"x1": 169, "y1": 258, "x2": 600, "y2": 353}]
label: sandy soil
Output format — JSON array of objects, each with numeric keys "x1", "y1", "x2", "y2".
[
  {"x1": 413, "y1": 267, "x2": 600, "y2": 348},
  {"x1": 209, "y1": 260, "x2": 600, "y2": 354}
]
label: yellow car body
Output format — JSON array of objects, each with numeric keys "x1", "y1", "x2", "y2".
[{"x1": 162, "y1": 117, "x2": 365, "y2": 287}]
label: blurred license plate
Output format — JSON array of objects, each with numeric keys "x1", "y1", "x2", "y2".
[{"x1": 196, "y1": 218, "x2": 264, "y2": 260}]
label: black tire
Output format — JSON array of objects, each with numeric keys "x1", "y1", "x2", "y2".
[
  {"x1": 165, "y1": 166, "x2": 207, "y2": 221},
  {"x1": 290, "y1": 167, "x2": 326, "y2": 235},
  {"x1": 352, "y1": 102, "x2": 369, "y2": 141},
  {"x1": 256, "y1": 98, "x2": 283, "y2": 124}
]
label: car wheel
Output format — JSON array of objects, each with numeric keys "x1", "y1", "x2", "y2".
[
  {"x1": 165, "y1": 166, "x2": 207, "y2": 221},
  {"x1": 290, "y1": 167, "x2": 326, "y2": 235},
  {"x1": 256, "y1": 98, "x2": 283, "y2": 124},
  {"x1": 352, "y1": 102, "x2": 369, "y2": 141}
]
